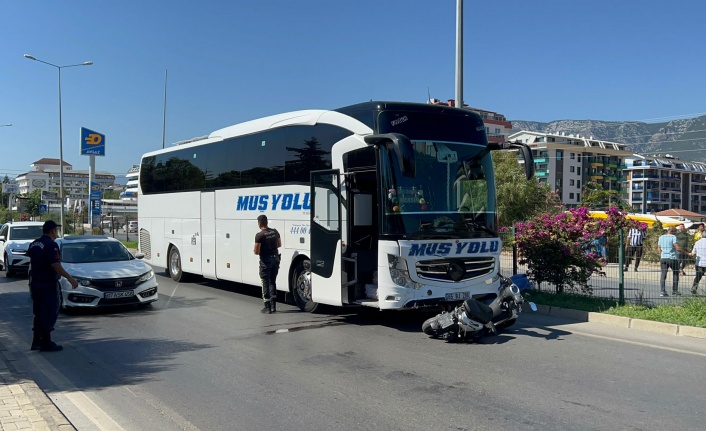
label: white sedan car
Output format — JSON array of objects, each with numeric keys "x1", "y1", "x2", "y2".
[
  {"x1": 55, "y1": 235, "x2": 158, "y2": 310},
  {"x1": 0, "y1": 221, "x2": 44, "y2": 277}
]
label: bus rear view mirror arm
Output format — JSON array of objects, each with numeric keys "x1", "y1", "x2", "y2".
[
  {"x1": 488, "y1": 141, "x2": 535, "y2": 180},
  {"x1": 364, "y1": 133, "x2": 416, "y2": 178}
]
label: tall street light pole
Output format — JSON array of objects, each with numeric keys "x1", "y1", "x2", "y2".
[
  {"x1": 24, "y1": 54, "x2": 93, "y2": 235},
  {"x1": 455, "y1": 0, "x2": 463, "y2": 108}
]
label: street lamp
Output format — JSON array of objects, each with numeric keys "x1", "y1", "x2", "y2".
[{"x1": 24, "y1": 54, "x2": 93, "y2": 235}]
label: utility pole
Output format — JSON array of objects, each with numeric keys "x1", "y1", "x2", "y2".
[{"x1": 455, "y1": 0, "x2": 464, "y2": 108}]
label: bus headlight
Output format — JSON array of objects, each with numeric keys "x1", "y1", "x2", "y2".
[{"x1": 387, "y1": 255, "x2": 422, "y2": 289}]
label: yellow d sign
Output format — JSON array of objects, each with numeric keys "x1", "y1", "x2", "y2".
[{"x1": 85, "y1": 133, "x2": 102, "y2": 145}]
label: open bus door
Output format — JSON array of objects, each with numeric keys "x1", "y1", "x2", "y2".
[{"x1": 310, "y1": 170, "x2": 344, "y2": 306}]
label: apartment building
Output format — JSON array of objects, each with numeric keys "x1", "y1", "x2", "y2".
[
  {"x1": 15, "y1": 158, "x2": 115, "y2": 205},
  {"x1": 624, "y1": 154, "x2": 706, "y2": 214},
  {"x1": 508, "y1": 131, "x2": 633, "y2": 206},
  {"x1": 120, "y1": 164, "x2": 139, "y2": 200}
]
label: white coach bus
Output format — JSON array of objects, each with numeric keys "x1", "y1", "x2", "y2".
[{"x1": 137, "y1": 101, "x2": 533, "y2": 311}]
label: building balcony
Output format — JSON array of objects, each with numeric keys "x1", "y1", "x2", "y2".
[
  {"x1": 535, "y1": 171, "x2": 548, "y2": 177},
  {"x1": 591, "y1": 175, "x2": 604, "y2": 181},
  {"x1": 534, "y1": 158, "x2": 547, "y2": 163},
  {"x1": 590, "y1": 162, "x2": 604, "y2": 168}
]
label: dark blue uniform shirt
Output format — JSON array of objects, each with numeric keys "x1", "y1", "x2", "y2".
[{"x1": 27, "y1": 235, "x2": 61, "y2": 283}]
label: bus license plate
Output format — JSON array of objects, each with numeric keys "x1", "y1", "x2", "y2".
[
  {"x1": 105, "y1": 291, "x2": 134, "y2": 299},
  {"x1": 445, "y1": 291, "x2": 470, "y2": 301}
]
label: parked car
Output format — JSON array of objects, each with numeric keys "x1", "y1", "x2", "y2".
[
  {"x1": 121, "y1": 221, "x2": 138, "y2": 233},
  {"x1": 55, "y1": 235, "x2": 158, "y2": 310},
  {"x1": 0, "y1": 221, "x2": 44, "y2": 277}
]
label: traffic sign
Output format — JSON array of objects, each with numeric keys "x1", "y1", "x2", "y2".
[
  {"x1": 80, "y1": 127, "x2": 105, "y2": 156},
  {"x1": 2, "y1": 183, "x2": 18, "y2": 194},
  {"x1": 42, "y1": 190, "x2": 57, "y2": 200},
  {"x1": 39, "y1": 204, "x2": 48, "y2": 213}
]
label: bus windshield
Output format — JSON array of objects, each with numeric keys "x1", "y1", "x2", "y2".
[{"x1": 379, "y1": 141, "x2": 497, "y2": 239}]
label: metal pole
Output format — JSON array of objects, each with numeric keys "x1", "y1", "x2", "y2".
[
  {"x1": 58, "y1": 67, "x2": 65, "y2": 236},
  {"x1": 618, "y1": 228, "x2": 625, "y2": 305},
  {"x1": 162, "y1": 69, "x2": 168, "y2": 149},
  {"x1": 512, "y1": 226, "x2": 518, "y2": 275},
  {"x1": 455, "y1": 0, "x2": 463, "y2": 108},
  {"x1": 88, "y1": 154, "x2": 95, "y2": 231}
]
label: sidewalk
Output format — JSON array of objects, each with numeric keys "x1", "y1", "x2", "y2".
[{"x1": 0, "y1": 338, "x2": 75, "y2": 431}]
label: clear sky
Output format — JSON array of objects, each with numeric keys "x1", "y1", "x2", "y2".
[{"x1": 1, "y1": 0, "x2": 705, "y2": 181}]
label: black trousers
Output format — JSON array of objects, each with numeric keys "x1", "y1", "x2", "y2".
[
  {"x1": 692, "y1": 266, "x2": 706, "y2": 291},
  {"x1": 659, "y1": 258, "x2": 679, "y2": 293},
  {"x1": 30, "y1": 281, "x2": 60, "y2": 335},
  {"x1": 259, "y1": 255, "x2": 280, "y2": 303},
  {"x1": 625, "y1": 245, "x2": 643, "y2": 269}
]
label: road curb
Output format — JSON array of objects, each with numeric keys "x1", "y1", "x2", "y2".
[{"x1": 532, "y1": 305, "x2": 706, "y2": 339}]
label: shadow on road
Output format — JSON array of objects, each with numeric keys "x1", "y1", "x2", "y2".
[{"x1": 0, "y1": 290, "x2": 214, "y2": 390}]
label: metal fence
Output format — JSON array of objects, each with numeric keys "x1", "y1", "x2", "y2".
[{"x1": 499, "y1": 229, "x2": 701, "y2": 306}]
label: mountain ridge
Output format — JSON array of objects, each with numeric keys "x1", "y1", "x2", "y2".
[{"x1": 509, "y1": 115, "x2": 706, "y2": 163}]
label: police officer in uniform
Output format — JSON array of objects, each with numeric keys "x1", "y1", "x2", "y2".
[
  {"x1": 253, "y1": 215, "x2": 281, "y2": 314},
  {"x1": 27, "y1": 220, "x2": 78, "y2": 351}
]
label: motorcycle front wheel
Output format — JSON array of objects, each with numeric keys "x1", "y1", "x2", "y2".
[{"x1": 422, "y1": 317, "x2": 438, "y2": 337}]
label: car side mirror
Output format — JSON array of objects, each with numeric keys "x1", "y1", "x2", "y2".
[
  {"x1": 134, "y1": 252, "x2": 145, "y2": 259},
  {"x1": 0, "y1": 235, "x2": 5, "y2": 242}
]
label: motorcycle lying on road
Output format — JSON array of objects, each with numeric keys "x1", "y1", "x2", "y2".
[{"x1": 422, "y1": 274, "x2": 537, "y2": 342}]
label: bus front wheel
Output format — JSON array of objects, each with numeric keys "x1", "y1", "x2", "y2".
[
  {"x1": 169, "y1": 247, "x2": 184, "y2": 282},
  {"x1": 291, "y1": 259, "x2": 319, "y2": 312}
]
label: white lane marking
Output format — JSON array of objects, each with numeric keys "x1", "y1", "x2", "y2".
[
  {"x1": 164, "y1": 283, "x2": 179, "y2": 309},
  {"x1": 568, "y1": 330, "x2": 706, "y2": 358},
  {"x1": 275, "y1": 329, "x2": 289, "y2": 333}
]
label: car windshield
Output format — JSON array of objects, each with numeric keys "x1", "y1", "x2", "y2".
[
  {"x1": 10, "y1": 226, "x2": 43, "y2": 240},
  {"x1": 61, "y1": 241, "x2": 133, "y2": 263}
]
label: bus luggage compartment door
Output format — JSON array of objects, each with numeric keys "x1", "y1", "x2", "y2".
[
  {"x1": 200, "y1": 192, "x2": 216, "y2": 279},
  {"x1": 310, "y1": 169, "x2": 343, "y2": 306}
]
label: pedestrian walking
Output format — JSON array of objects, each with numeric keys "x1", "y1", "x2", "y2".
[
  {"x1": 253, "y1": 215, "x2": 281, "y2": 314},
  {"x1": 658, "y1": 226, "x2": 685, "y2": 297},
  {"x1": 694, "y1": 223, "x2": 705, "y2": 242},
  {"x1": 27, "y1": 220, "x2": 78, "y2": 352},
  {"x1": 675, "y1": 224, "x2": 690, "y2": 276},
  {"x1": 624, "y1": 227, "x2": 645, "y2": 272},
  {"x1": 689, "y1": 235, "x2": 706, "y2": 295}
]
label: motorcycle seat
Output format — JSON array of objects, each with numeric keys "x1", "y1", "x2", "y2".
[{"x1": 462, "y1": 299, "x2": 493, "y2": 324}]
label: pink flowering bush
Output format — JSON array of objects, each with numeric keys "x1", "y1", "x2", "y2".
[{"x1": 513, "y1": 206, "x2": 646, "y2": 294}]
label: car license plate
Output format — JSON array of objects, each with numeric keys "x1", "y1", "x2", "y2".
[
  {"x1": 105, "y1": 290, "x2": 134, "y2": 299},
  {"x1": 445, "y1": 291, "x2": 470, "y2": 301}
]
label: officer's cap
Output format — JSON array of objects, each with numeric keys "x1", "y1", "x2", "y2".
[{"x1": 42, "y1": 220, "x2": 61, "y2": 233}]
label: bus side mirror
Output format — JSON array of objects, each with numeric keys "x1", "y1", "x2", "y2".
[
  {"x1": 364, "y1": 133, "x2": 416, "y2": 178},
  {"x1": 489, "y1": 141, "x2": 535, "y2": 180}
]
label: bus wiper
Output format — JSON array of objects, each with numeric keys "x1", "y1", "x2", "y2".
[{"x1": 459, "y1": 216, "x2": 496, "y2": 236}]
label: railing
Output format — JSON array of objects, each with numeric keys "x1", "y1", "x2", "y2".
[{"x1": 499, "y1": 228, "x2": 701, "y2": 304}]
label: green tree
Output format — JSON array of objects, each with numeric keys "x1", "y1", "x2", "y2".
[
  {"x1": 581, "y1": 180, "x2": 630, "y2": 211},
  {"x1": 492, "y1": 151, "x2": 562, "y2": 227},
  {"x1": 103, "y1": 189, "x2": 120, "y2": 200},
  {"x1": 515, "y1": 207, "x2": 645, "y2": 294},
  {"x1": 23, "y1": 189, "x2": 43, "y2": 218}
]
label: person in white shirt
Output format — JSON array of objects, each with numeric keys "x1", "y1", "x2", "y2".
[
  {"x1": 624, "y1": 227, "x2": 646, "y2": 272},
  {"x1": 689, "y1": 236, "x2": 706, "y2": 295}
]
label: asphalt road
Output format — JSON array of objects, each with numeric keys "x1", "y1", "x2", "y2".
[{"x1": 1, "y1": 271, "x2": 705, "y2": 431}]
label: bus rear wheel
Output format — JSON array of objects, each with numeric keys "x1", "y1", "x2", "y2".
[
  {"x1": 169, "y1": 247, "x2": 185, "y2": 282},
  {"x1": 291, "y1": 259, "x2": 319, "y2": 312}
]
